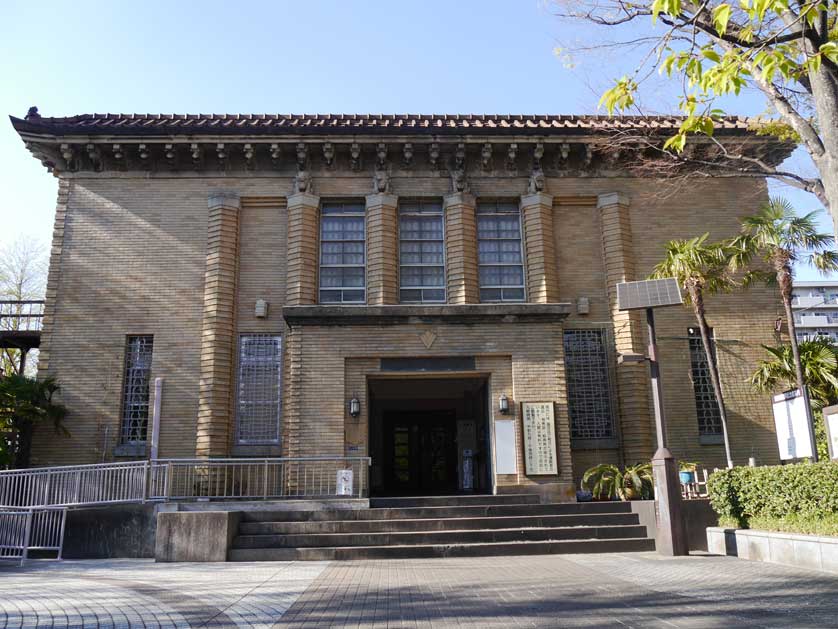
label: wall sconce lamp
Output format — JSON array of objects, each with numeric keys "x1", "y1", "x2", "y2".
[
  {"x1": 498, "y1": 393, "x2": 510, "y2": 415},
  {"x1": 349, "y1": 396, "x2": 361, "y2": 418}
]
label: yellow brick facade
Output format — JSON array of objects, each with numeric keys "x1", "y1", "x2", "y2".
[{"x1": 29, "y1": 156, "x2": 783, "y2": 496}]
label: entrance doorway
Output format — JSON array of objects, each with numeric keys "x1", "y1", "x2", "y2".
[{"x1": 368, "y1": 377, "x2": 490, "y2": 496}]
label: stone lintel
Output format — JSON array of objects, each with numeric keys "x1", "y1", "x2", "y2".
[
  {"x1": 365, "y1": 193, "x2": 399, "y2": 208},
  {"x1": 443, "y1": 192, "x2": 476, "y2": 209},
  {"x1": 282, "y1": 303, "x2": 572, "y2": 326},
  {"x1": 207, "y1": 190, "x2": 240, "y2": 209},
  {"x1": 597, "y1": 192, "x2": 630, "y2": 208},
  {"x1": 287, "y1": 192, "x2": 320, "y2": 208},
  {"x1": 520, "y1": 192, "x2": 554, "y2": 209}
]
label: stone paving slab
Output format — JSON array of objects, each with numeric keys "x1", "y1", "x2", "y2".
[
  {"x1": 0, "y1": 559, "x2": 328, "y2": 628},
  {"x1": 2, "y1": 553, "x2": 838, "y2": 628}
]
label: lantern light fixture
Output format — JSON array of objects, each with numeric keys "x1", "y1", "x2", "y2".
[
  {"x1": 499, "y1": 393, "x2": 509, "y2": 415},
  {"x1": 349, "y1": 396, "x2": 361, "y2": 418}
]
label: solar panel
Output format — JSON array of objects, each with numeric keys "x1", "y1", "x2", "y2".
[{"x1": 617, "y1": 278, "x2": 683, "y2": 310}]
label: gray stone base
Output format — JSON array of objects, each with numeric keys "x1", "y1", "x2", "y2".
[{"x1": 707, "y1": 526, "x2": 838, "y2": 574}]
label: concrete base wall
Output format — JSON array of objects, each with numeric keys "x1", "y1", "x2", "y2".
[
  {"x1": 155, "y1": 511, "x2": 241, "y2": 562},
  {"x1": 62, "y1": 503, "x2": 157, "y2": 559},
  {"x1": 628, "y1": 499, "x2": 716, "y2": 552},
  {"x1": 707, "y1": 527, "x2": 838, "y2": 574}
]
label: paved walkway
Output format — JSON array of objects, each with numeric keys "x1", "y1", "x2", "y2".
[{"x1": 2, "y1": 553, "x2": 838, "y2": 628}]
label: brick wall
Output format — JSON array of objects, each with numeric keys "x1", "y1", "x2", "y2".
[{"x1": 32, "y1": 169, "x2": 781, "y2": 483}]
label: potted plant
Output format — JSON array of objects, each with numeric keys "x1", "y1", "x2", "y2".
[
  {"x1": 582, "y1": 463, "x2": 654, "y2": 501},
  {"x1": 678, "y1": 461, "x2": 700, "y2": 484}
]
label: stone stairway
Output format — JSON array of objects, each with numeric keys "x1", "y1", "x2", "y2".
[{"x1": 228, "y1": 494, "x2": 656, "y2": 560}]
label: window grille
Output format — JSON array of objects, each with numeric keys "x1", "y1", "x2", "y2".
[
  {"x1": 319, "y1": 201, "x2": 366, "y2": 304},
  {"x1": 476, "y1": 201, "x2": 525, "y2": 302},
  {"x1": 688, "y1": 329, "x2": 723, "y2": 436},
  {"x1": 399, "y1": 200, "x2": 445, "y2": 303},
  {"x1": 236, "y1": 334, "x2": 282, "y2": 444},
  {"x1": 120, "y1": 335, "x2": 153, "y2": 444},
  {"x1": 563, "y1": 329, "x2": 615, "y2": 440}
]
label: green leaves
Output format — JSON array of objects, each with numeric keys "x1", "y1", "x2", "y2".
[
  {"x1": 712, "y1": 3, "x2": 732, "y2": 35},
  {"x1": 598, "y1": 76, "x2": 638, "y2": 114},
  {"x1": 651, "y1": 0, "x2": 682, "y2": 22}
]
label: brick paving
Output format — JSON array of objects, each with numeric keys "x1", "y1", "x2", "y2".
[{"x1": 2, "y1": 553, "x2": 838, "y2": 628}]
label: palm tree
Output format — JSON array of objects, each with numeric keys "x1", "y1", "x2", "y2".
[
  {"x1": 650, "y1": 233, "x2": 735, "y2": 468},
  {"x1": 729, "y1": 197, "x2": 838, "y2": 462},
  {"x1": 0, "y1": 374, "x2": 67, "y2": 468},
  {"x1": 750, "y1": 339, "x2": 838, "y2": 410}
]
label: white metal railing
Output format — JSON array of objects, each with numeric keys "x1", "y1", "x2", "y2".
[
  {"x1": 0, "y1": 456, "x2": 371, "y2": 509},
  {"x1": 680, "y1": 468, "x2": 711, "y2": 500},
  {"x1": 0, "y1": 507, "x2": 66, "y2": 566}
]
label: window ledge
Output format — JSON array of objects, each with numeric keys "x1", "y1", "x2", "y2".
[
  {"x1": 283, "y1": 303, "x2": 572, "y2": 326},
  {"x1": 230, "y1": 444, "x2": 283, "y2": 457},
  {"x1": 571, "y1": 438, "x2": 619, "y2": 450},
  {"x1": 699, "y1": 434, "x2": 725, "y2": 445},
  {"x1": 113, "y1": 443, "x2": 146, "y2": 457}
]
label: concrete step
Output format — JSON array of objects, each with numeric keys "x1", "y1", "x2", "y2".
[
  {"x1": 368, "y1": 494, "x2": 541, "y2": 509},
  {"x1": 240, "y1": 501, "x2": 634, "y2": 523},
  {"x1": 238, "y1": 512, "x2": 641, "y2": 535},
  {"x1": 233, "y1": 524, "x2": 648, "y2": 549},
  {"x1": 228, "y1": 536, "x2": 657, "y2": 561}
]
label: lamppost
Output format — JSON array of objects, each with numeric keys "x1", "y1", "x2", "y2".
[{"x1": 617, "y1": 277, "x2": 689, "y2": 557}]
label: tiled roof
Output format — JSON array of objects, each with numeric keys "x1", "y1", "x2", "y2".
[{"x1": 10, "y1": 112, "x2": 757, "y2": 137}]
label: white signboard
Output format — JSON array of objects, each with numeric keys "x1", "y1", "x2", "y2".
[
  {"x1": 522, "y1": 402, "x2": 558, "y2": 475},
  {"x1": 494, "y1": 419, "x2": 518, "y2": 475},
  {"x1": 336, "y1": 469, "x2": 354, "y2": 496},
  {"x1": 772, "y1": 389, "x2": 814, "y2": 460},
  {"x1": 823, "y1": 404, "x2": 838, "y2": 460}
]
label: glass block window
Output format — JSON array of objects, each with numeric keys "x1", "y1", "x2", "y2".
[
  {"x1": 399, "y1": 200, "x2": 445, "y2": 303},
  {"x1": 236, "y1": 334, "x2": 282, "y2": 444},
  {"x1": 120, "y1": 335, "x2": 154, "y2": 444},
  {"x1": 563, "y1": 329, "x2": 615, "y2": 440},
  {"x1": 688, "y1": 328, "x2": 723, "y2": 436},
  {"x1": 477, "y1": 201, "x2": 525, "y2": 302},
  {"x1": 320, "y1": 201, "x2": 366, "y2": 304}
]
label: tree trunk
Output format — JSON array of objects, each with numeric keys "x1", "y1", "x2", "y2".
[
  {"x1": 778, "y1": 263, "x2": 819, "y2": 462},
  {"x1": 690, "y1": 284, "x2": 734, "y2": 468},
  {"x1": 13, "y1": 420, "x2": 33, "y2": 469}
]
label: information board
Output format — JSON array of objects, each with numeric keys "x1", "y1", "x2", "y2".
[
  {"x1": 823, "y1": 404, "x2": 838, "y2": 460},
  {"x1": 522, "y1": 402, "x2": 558, "y2": 475},
  {"x1": 494, "y1": 419, "x2": 518, "y2": 475},
  {"x1": 772, "y1": 389, "x2": 814, "y2": 460}
]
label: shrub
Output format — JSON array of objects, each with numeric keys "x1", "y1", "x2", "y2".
[{"x1": 707, "y1": 462, "x2": 838, "y2": 535}]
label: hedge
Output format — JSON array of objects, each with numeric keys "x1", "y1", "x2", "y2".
[{"x1": 707, "y1": 462, "x2": 838, "y2": 534}]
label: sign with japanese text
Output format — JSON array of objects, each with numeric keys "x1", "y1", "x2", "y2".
[{"x1": 522, "y1": 402, "x2": 558, "y2": 475}]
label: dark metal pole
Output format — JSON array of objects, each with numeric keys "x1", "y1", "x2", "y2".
[{"x1": 646, "y1": 307, "x2": 688, "y2": 556}]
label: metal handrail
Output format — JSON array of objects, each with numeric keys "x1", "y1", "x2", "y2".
[
  {"x1": 0, "y1": 456, "x2": 372, "y2": 508},
  {"x1": 0, "y1": 300, "x2": 45, "y2": 332},
  {"x1": 0, "y1": 506, "x2": 66, "y2": 566}
]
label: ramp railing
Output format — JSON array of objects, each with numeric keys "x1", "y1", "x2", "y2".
[
  {"x1": 0, "y1": 456, "x2": 371, "y2": 509},
  {"x1": 0, "y1": 506, "x2": 66, "y2": 566}
]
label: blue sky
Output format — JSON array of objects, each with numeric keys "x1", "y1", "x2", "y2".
[{"x1": 1, "y1": 0, "x2": 832, "y2": 280}]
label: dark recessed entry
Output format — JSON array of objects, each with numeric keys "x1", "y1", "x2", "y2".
[{"x1": 380, "y1": 357, "x2": 475, "y2": 372}]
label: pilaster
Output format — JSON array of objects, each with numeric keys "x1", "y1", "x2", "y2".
[
  {"x1": 365, "y1": 193, "x2": 399, "y2": 305},
  {"x1": 443, "y1": 192, "x2": 479, "y2": 304},
  {"x1": 285, "y1": 192, "x2": 320, "y2": 306},
  {"x1": 597, "y1": 192, "x2": 655, "y2": 462},
  {"x1": 521, "y1": 192, "x2": 560, "y2": 303},
  {"x1": 196, "y1": 190, "x2": 240, "y2": 458}
]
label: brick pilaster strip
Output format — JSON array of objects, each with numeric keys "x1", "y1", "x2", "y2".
[
  {"x1": 521, "y1": 192, "x2": 560, "y2": 303},
  {"x1": 37, "y1": 178, "x2": 71, "y2": 377},
  {"x1": 195, "y1": 191, "x2": 240, "y2": 458},
  {"x1": 597, "y1": 192, "x2": 655, "y2": 462},
  {"x1": 443, "y1": 192, "x2": 479, "y2": 304},
  {"x1": 365, "y1": 193, "x2": 399, "y2": 305},
  {"x1": 285, "y1": 192, "x2": 320, "y2": 306}
]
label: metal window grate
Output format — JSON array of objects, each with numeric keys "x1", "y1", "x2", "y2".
[
  {"x1": 476, "y1": 201, "x2": 525, "y2": 303},
  {"x1": 319, "y1": 201, "x2": 366, "y2": 304},
  {"x1": 399, "y1": 199, "x2": 446, "y2": 303},
  {"x1": 120, "y1": 336, "x2": 153, "y2": 444},
  {"x1": 563, "y1": 329, "x2": 615, "y2": 440},
  {"x1": 688, "y1": 329, "x2": 723, "y2": 436},
  {"x1": 236, "y1": 334, "x2": 282, "y2": 444}
]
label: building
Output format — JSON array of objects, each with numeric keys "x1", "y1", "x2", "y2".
[
  {"x1": 11, "y1": 110, "x2": 792, "y2": 501},
  {"x1": 792, "y1": 281, "x2": 838, "y2": 344}
]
